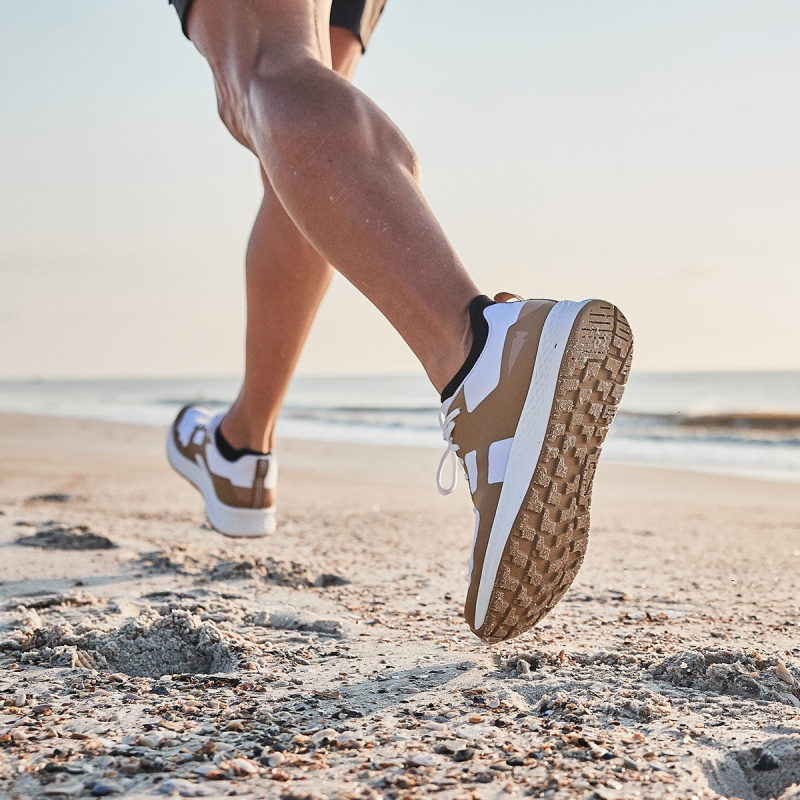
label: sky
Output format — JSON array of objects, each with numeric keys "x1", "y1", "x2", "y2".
[{"x1": 1, "y1": 1, "x2": 799, "y2": 379}]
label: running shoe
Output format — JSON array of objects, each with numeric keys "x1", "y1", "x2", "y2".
[
  {"x1": 437, "y1": 295, "x2": 633, "y2": 642},
  {"x1": 167, "y1": 405, "x2": 277, "y2": 537}
]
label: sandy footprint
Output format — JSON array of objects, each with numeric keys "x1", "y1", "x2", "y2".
[
  {"x1": 706, "y1": 736, "x2": 800, "y2": 800},
  {"x1": 15, "y1": 522, "x2": 115, "y2": 550}
]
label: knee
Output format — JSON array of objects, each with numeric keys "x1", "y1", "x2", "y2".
[
  {"x1": 205, "y1": 61, "x2": 256, "y2": 150},
  {"x1": 214, "y1": 83, "x2": 251, "y2": 150}
]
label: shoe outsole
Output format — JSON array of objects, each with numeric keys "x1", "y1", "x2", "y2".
[
  {"x1": 166, "y1": 431, "x2": 276, "y2": 538},
  {"x1": 472, "y1": 300, "x2": 633, "y2": 643}
]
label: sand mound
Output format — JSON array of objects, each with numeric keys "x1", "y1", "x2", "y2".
[
  {"x1": 10, "y1": 610, "x2": 240, "y2": 678},
  {"x1": 4, "y1": 590, "x2": 98, "y2": 611},
  {"x1": 137, "y1": 547, "x2": 348, "y2": 588},
  {"x1": 652, "y1": 648, "x2": 800, "y2": 706},
  {"x1": 209, "y1": 557, "x2": 316, "y2": 586},
  {"x1": 26, "y1": 493, "x2": 72, "y2": 503},
  {"x1": 248, "y1": 611, "x2": 343, "y2": 636}
]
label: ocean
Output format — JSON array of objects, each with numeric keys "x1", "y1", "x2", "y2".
[{"x1": 1, "y1": 372, "x2": 799, "y2": 483}]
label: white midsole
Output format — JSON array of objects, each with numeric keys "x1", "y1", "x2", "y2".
[
  {"x1": 473, "y1": 299, "x2": 591, "y2": 629},
  {"x1": 166, "y1": 433, "x2": 276, "y2": 537}
]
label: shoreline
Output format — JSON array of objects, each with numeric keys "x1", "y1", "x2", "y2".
[
  {"x1": 2, "y1": 412, "x2": 800, "y2": 799},
  {"x1": 0, "y1": 409, "x2": 798, "y2": 488}
]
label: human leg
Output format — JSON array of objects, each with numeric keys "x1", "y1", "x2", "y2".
[
  {"x1": 220, "y1": 27, "x2": 363, "y2": 454},
  {"x1": 171, "y1": 0, "x2": 635, "y2": 643},
  {"x1": 186, "y1": 0, "x2": 480, "y2": 394},
  {"x1": 165, "y1": 20, "x2": 369, "y2": 535}
]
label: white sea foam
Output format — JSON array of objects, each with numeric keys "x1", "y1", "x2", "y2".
[{"x1": 0, "y1": 372, "x2": 798, "y2": 482}]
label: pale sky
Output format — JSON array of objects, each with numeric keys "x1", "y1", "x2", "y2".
[{"x1": 1, "y1": 1, "x2": 799, "y2": 379}]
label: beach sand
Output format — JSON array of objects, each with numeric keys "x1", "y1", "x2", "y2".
[{"x1": 1, "y1": 412, "x2": 799, "y2": 800}]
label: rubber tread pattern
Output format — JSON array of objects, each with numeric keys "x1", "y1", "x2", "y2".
[{"x1": 476, "y1": 302, "x2": 633, "y2": 643}]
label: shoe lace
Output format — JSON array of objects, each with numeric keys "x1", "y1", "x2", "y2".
[{"x1": 436, "y1": 403, "x2": 462, "y2": 495}]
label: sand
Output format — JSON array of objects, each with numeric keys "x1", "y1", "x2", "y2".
[{"x1": 1, "y1": 412, "x2": 799, "y2": 800}]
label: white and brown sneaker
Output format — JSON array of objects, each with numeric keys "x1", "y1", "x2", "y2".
[
  {"x1": 437, "y1": 295, "x2": 633, "y2": 643},
  {"x1": 167, "y1": 405, "x2": 277, "y2": 537}
]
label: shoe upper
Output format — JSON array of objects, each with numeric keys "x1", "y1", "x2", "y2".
[
  {"x1": 171, "y1": 405, "x2": 277, "y2": 510},
  {"x1": 437, "y1": 298, "x2": 557, "y2": 632}
]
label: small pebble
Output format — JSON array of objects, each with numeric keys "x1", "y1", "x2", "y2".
[
  {"x1": 593, "y1": 789, "x2": 617, "y2": 800},
  {"x1": 43, "y1": 781, "x2": 84, "y2": 796},
  {"x1": 228, "y1": 757, "x2": 259, "y2": 776},
  {"x1": 409, "y1": 753, "x2": 440, "y2": 767},
  {"x1": 157, "y1": 779, "x2": 208, "y2": 797},
  {"x1": 89, "y1": 782, "x2": 120, "y2": 797},
  {"x1": 192, "y1": 764, "x2": 224, "y2": 779},
  {"x1": 336, "y1": 732, "x2": 361, "y2": 748},
  {"x1": 453, "y1": 748, "x2": 475, "y2": 762}
]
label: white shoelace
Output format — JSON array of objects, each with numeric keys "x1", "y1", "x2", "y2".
[{"x1": 436, "y1": 403, "x2": 462, "y2": 495}]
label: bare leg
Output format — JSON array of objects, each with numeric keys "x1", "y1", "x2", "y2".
[
  {"x1": 221, "y1": 27, "x2": 362, "y2": 453},
  {"x1": 187, "y1": 0, "x2": 481, "y2": 394}
]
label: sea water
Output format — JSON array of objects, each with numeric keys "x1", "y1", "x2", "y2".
[{"x1": 0, "y1": 372, "x2": 798, "y2": 483}]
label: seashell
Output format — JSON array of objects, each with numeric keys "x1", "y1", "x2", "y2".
[
  {"x1": 75, "y1": 651, "x2": 95, "y2": 670},
  {"x1": 776, "y1": 660, "x2": 795, "y2": 686},
  {"x1": 311, "y1": 728, "x2": 338, "y2": 745}
]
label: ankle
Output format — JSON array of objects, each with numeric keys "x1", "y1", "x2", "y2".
[
  {"x1": 219, "y1": 409, "x2": 273, "y2": 454},
  {"x1": 431, "y1": 294, "x2": 494, "y2": 399},
  {"x1": 428, "y1": 340, "x2": 471, "y2": 398}
]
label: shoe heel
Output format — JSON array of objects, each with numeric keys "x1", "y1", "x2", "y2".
[{"x1": 166, "y1": 429, "x2": 276, "y2": 538}]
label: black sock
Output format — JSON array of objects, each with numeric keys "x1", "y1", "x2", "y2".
[
  {"x1": 440, "y1": 294, "x2": 495, "y2": 402},
  {"x1": 215, "y1": 425, "x2": 269, "y2": 462}
]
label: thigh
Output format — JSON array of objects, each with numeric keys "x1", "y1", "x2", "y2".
[
  {"x1": 186, "y1": 0, "x2": 335, "y2": 69},
  {"x1": 184, "y1": 0, "x2": 336, "y2": 149},
  {"x1": 330, "y1": 0, "x2": 387, "y2": 52}
]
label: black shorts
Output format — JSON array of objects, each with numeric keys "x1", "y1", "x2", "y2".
[{"x1": 169, "y1": 0, "x2": 387, "y2": 52}]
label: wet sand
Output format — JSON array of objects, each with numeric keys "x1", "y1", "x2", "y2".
[{"x1": 1, "y1": 412, "x2": 800, "y2": 800}]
